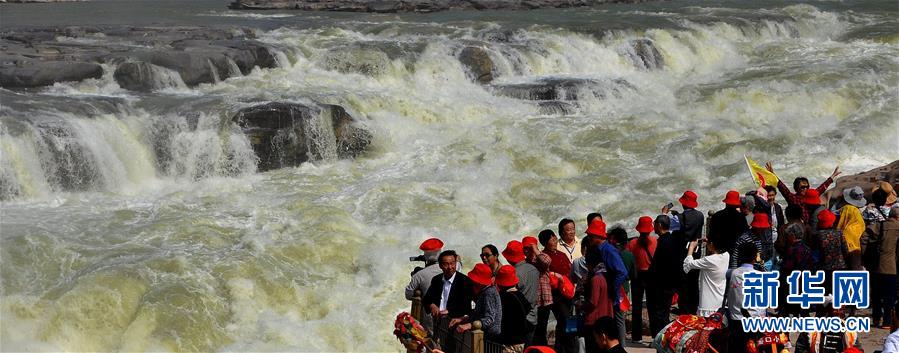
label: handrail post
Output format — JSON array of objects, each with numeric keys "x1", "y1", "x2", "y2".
[
  {"x1": 411, "y1": 290, "x2": 423, "y2": 322},
  {"x1": 469, "y1": 320, "x2": 484, "y2": 353}
]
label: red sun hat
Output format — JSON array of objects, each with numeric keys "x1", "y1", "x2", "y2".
[
  {"x1": 495, "y1": 265, "x2": 519, "y2": 287},
  {"x1": 723, "y1": 190, "x2": 741, "y2": 206},
  {"x1": 635, "y1": 216, "x2": 654, "y2": 233},
  {"x1": 679, "y1": 190, "x2": 699, "y2": 209},
  {"x1": 818, "y1": 209, "x2": 837, "y2": 229},
  {"x1": 522, "y1": 236, "x2": 538, "y2": 248},
  {"x1": 524, "y1": 347, "x2": 557, "y2": 353},
  {"x1": 804, "y1": 189, "x2": 822, "y2": 206},
  {"x1": 419, "y1": 238, "x2": 444, "y2": 252},
  {"x1": 468, "y1": 263, "x2": 494, "y2": 287},
  {"x1": 585, "y1": 218, "x2": 607, "y2": 238},
  {"x1": 502, "y1": 240, "x2": 525, "y2": 263},
  {"x1": 750, "y1": 213, "x2": 771, "y2": 229}
]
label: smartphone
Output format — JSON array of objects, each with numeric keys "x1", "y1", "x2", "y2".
[{"x1": 665, "y1": 202, "x2": 674, "y2": 210}]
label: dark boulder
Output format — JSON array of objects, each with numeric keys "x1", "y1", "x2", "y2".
[
  {"x1": 232, "y1": 102, "x2": 371, "y2": 171},
  {"x1": 626, "y1": 39, "x2": 664, "y2": 70},
  {"x1": 0, "y1": 59, "x2": 103, "y2": 88},
  {"x1": 490, "y1": 77, "x2": 635, "y2": 101},
  {"x1": 458, "y1": 46, "x2": 494, "y2": 84},
  {"x1": 537, "y1": 101, "x2": 578, "y2": 115},
  {"x1": 113, "y1": 61, "x2": 184, "y2": 92}
]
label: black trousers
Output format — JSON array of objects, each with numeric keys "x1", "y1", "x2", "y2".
[
  {"x1": 679, "y1": 269, "x2": 700, "y2": 314},
  {"x1": 631, "y1": 272, "x2": 649, "y2": 341},
  {"x1": 647, "y1": 286, "x2": 676, "y2": 338},
  {"x1": 534, "y1": 305, "x2": 551, "y2": 346}
]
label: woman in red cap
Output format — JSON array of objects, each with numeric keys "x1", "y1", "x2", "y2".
[
  {"x1": 728, "y1": 213, "x2": 771, "y2": 269},
  {"x1": 626, "y1": 216, "x2": 656, "y2": 342},
  {"x1": 495, "y1": 265, "x2": 532, "y2": 352},
  {"x1": 449, "y1": 263, "x2": 501, "y2": 338},
  {"x1": 804, "y1": 189, "x2": 826, "y2": 233},
  {"x1": 814, "y1": 209, "x2": 848, "y2": 292},
  {"x1": 709, "y1": 190, "x2": 749, "y2": 255}
]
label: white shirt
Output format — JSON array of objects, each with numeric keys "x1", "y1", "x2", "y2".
[
  {"x1": 440, "y1": 272, "x2": 456, "y2": 311},
  {"x1": 884, "y1": 329, "x2": 899, "y2": 353},
  {"x1": 727, "y1": 265, "x2": 767, "y2": 321},
  {"x1": 560, "y1": 237, "x2": 581, "y2": 263},
  {"x1": 684, "y1": 252, "x2": 730, "y2": 316}
]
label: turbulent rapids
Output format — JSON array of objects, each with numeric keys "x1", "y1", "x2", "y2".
[{"x1": 1, "y1": 0, "x2": 898, "y2": 351}]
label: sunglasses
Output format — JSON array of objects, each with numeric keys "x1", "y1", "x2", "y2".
[{"x1": 480, "y1": 253, "x2": 494, "y2": 258}]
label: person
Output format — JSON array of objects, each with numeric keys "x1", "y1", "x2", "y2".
[
  {"x1": 765, "y1": 185, "x2": 786, "y2": 236},
  {"x1": 837, "y1": 186, "x2": 866, "y2": 271},
  {"x1": 727, "y1": 242, "x2": 765, "y2": 353},
  {"x1": 405, "y1": 238, "x2": 447, "y2": 330},
  {"x1": 533, "y1": 254, "x2": 555, "y2": 347},
  {"x1": 450, "y1": 263, "x2": 501, "y2": 338},
  {"x1": 539, "y1": 230, "x2": 572, "y2": 279},
  {"x1": 585, "y1": 218, "x2": 628, "y2": 341},
  {"x1": 592, "y1": 316, "x2": 627, "y2": 353},
  {"x1": 559, "y1": 218, "x2": 581, "y2": 263},
  {"x1": 729, "y1": 213, "x2": 771, "y2": 269},
  {"x1": 778, "y1": 223, "x2": 815, "y2": 318},
  {"x1": 423, "y1": 250, "x2": 474, "y2": 322},
  {"x1": 805, "y1": 189, "x2": 826, "y2": 233},
  {"x1": 870, "y1": 205, "x2": 899, "y2": 329},
  {"x1": 570, "y1": 235, "x2": 597, "y2": 285},
  {"x1": 496, "y1": 265, "x2": 532, "y2": 353},
  {"x1": 582, "y1": 246, "x2": 614, "y2": 353},
  {"x1": 482, "y1": 244, "x2": 503, "y2": 275},
  {"x1": 663, "y1": 190, "x2": 704, "y2": 315},
  {"x1": 524, "y1": 236, "x2": 540, "y2": 264},
  {"x1": 682, "y1": 235, "x2": 729, "y2": 317},
  {"x1": 503, "y1": 240, "x2": 539, "y2": 345},
  {"x1": 740, "y1": 194, "x2": 756, "y2": 226},
  {"x1": 709, "y1": 190, "x2": 748, "y2": 254},
  {"x1": 766, "y1": 162, "x2": 840, "y2": 223},
  {"x1": 646, "y1": 215, "x2": 684, "y2": 337},
  {"x1": 609, "y1": 226, "x2": 634, "y2": 345},
  {"x1": 864, "y1": 187, "x2": 894, "y2": 223},
  {"x1": 626, "y1": 216, "x2": 656, "y2": 342},
  {"x1": 815, "y1": 210, "x2": 848, "y2": 292},
  {"x1": 587, "y1": 212, "x2": 603, "y2": 227}
]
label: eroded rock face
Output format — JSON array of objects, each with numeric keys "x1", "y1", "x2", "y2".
[
  {"x1": 458, "y1": 46, "x2": 494, "y2": 84},
  {"x1": 626, "y1": 39, "x2": 664, "y2": 70},
  {"x1": 0, "y1": 26, "x2": 282, "y2": 89},
  {"x1": 232, "y1": 102, "x2": 372, "y2": 171},
  {"x1": 490, "y1": 77, "x2": 635, "y2": 101},
  {"x1": 824, "y1": 160, "x2": 899, "y2": 205},
  {"x1": 229, "y1": 0, "x2": 619, "y2": 12}
]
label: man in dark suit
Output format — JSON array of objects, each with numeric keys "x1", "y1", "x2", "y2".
[
  {"x1": 423, "y1": 250, "x2": 474, "y2": 321},
  {"x1": 646, "y1": 215, "x2": 686, "y2": 337}
]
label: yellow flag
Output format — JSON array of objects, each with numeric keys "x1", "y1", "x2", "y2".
[{"x1": 745, "y1": 155, "x2": 779, "y2": 187}]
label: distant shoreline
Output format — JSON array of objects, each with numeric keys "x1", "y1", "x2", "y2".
[{"x1": 227, "y1": 0, "x2": 649, "y2": 13}]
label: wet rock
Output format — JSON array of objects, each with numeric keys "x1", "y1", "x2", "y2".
[
  {"x1": 0, "y1": 26, "x2": 279, "y2": 89},
  {"x1": 490, "y1": 77, "x2": 635, "y2": 101},
  {"x1": 824, "y1": 160, "x2": 899, "y2": 205},
  {"x1": 0, "y1": 59, "x2": 103, "y2": 88},
  {"x1": 625, "y1": 39, "x2": 664, "y2": 70},
  {"x1": 113, "y1": 61, "x2": 183, "y2": 92},
  {"x1": 228, "y1": 0, "x2": 622, "y2": 12},
  {"x1": 321, "y1": 46, "x2": 391, "y2": 76},
  {"x1": 232, "y1": 102, "x2": 371, "y2": 171},
  {"x1": 458, "y1": 46, "x2": 494, "y2": 84},
  {"x1": 537, "y1": 101, "x2": 578, "y2": 115}
]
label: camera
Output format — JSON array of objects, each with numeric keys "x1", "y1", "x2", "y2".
[{"x1": 409, "y1": 255, "x2": 426, "y2": 262}]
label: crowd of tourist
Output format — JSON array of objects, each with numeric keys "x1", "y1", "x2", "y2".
[{"x1": 404, "y1": 163, "x2": 899, "y2": 353}]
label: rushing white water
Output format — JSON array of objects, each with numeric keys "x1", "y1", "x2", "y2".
[{"x1": 1, "y1": 1, "x2": 898, "y2": 351}]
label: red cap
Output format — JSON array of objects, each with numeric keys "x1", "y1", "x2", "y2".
[
  {"x1": 419, "y1": 238, "x2": 444, "y2": 252},
  {"x1": 679, "y1": 190, "x2": 699, "y2": 209},
  {"x1": 522, "y1": 236, "x2": 538, "y2": 247},
  {"x1": 585, "y1": 218, "x2": 607, "y2": 238},
  {"x1": 804, "y1": 189, "x2": 822, "y2": 206},
  {"x1": 723, "y1": 190, "x2": 741, "y2": 206},
  {"x1": 495, "y1": 265, "x2": 519, "y2": 287},
  {"x1": 502, "y1": 240, "x2": 526, "y2": 263},
  {"x1": 750, "y1": 213, "x2": 770, "y2": 229},
  {"x1": 818, "y1": 209, "x2": 836, "y2": 229},
  {"x1": 524, "y1": 347, "x2": 556, "y2": 353},
  {"x1": 635, "y1": 216, "x2": 654, "y2": 234},
  {"x1": 467, "y1": 263, "x2": 494, "y2": 287}
]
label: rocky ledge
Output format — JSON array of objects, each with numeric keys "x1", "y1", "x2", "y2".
[
  {"x1": 0, "y1": 26, "x2": 282, "y2": 89},
  {"x1": 233, "y1": 102, "x2": 372, "y2": 171},
  {"x1": 228, "y1": 0, "x2": 639, "y2": 12},
  {"x1": 825, "y1": 160, "x2": 899, "y2": 205}
]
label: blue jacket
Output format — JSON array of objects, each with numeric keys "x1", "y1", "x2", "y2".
[{"x1": 598, "y1": 241, "x2": 628, "y2": 305}]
